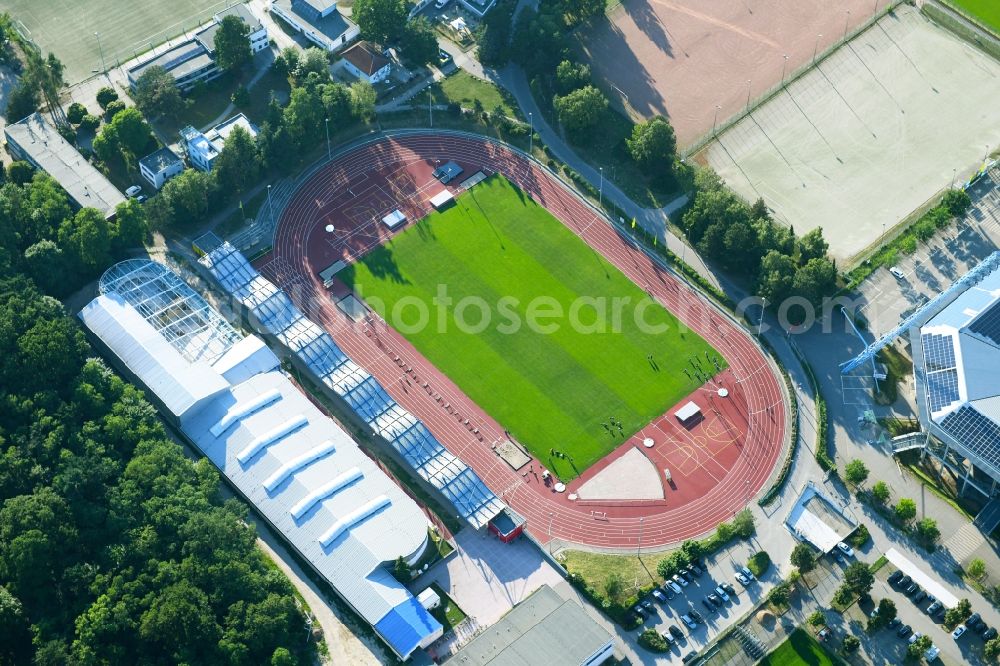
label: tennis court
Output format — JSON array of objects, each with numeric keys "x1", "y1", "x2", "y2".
[
  {"x1": 5, "y1": 0, "x2": 231, "y2": 83},
  {"x1": 703, "y1": 4, "x2": 1000, "y2": 263}
]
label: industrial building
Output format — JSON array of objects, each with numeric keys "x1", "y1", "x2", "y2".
[
  {"x1": 79, "y1": 259, "x2": 443, "y2": 660},
  {"x1": 3, "y1": 112, "x2": 126, "y2": 218}
]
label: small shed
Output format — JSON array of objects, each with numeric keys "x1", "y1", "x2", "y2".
[
  {"x1": 417, "y1": 587, "x2": 441, "y2": 611},
  {"x1": 674, "y1": 400, "x2": 701, "y2": 425},
  {"x1": 382, "y1": 209, "x2": 406, "y2": 229},
  {"x1": 433, "y1": 161, "x2": 463, "y2": 183},
  {"x1": 429, "y1": 190, "x2": 455, "y2": 210}
]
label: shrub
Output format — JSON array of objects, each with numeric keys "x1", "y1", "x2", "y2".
[
  {"x1": 78, "y1": 114, "x2": 101, "y2": 132},
  {"x1": 767, "y1": 582, "x2": 790, "y2": 607},
  {"x1": 748, "y1": 551, "x2": 771, "y2": 577},
  {"x1": 807, "y1": 610, "x2": 825, "y2": 626},
  {"x1": 790, "y1": 543, "x2": 816, "y2": 572},
  {"x1": 942, "y1": 189, "x2": 971, "y2": 217},
  {"x1": 915, "y1": 518, "x2": 940, "y2": 547},
  {"x1": 833, "y1": 584, "x2": 854, "y2": 606},
  {"x1": 7, "y1": 160, "x2": 34, "y2": 185},
  {"x1": 842, "y1": 635, "x2": 861, "y2": 653},
  {"x1": 894, "y1": 498, "x2": 917, "y2": 523},
  {"x1": 104, "y1": 99, "x2": 127, "y2": 121},
  {"x1": 638, "y1": 628, "x2": 669, "y2": 653},
  {"x1": 968, "y1": 558, "x2": 987, "y2": 581},
  {"x1": 943, "y1": 598, "x2": 971, "y2": 629},
  {"x1": 871, "y1": 481, "x2": 890, "y2": 504},
  {"x1": 845, "y1": 459, "x2": 869, "y2": 486},
  {"x1": 849, "y1": 524, "x2": 871, "y2": 549},
  {"x1": 732, "y1": 509, "x2": 755, "y2": 539},
  {"x1": 67, "y1": 102, "x2": 88, "y2": 124},
  {"x1": 96, "y1": 85, "x2": 119, "y2": 109},
  {"x1": 231, "y1": 85, "x2": 250, "y2": 108}
]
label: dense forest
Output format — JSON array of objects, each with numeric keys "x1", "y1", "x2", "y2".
[{"x1": 0, "y1": 163, "x2": 314, "y2": 664}]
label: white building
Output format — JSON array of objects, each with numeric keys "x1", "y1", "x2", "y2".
[
  {"x1": 139, "y1": 146, "x2": 184, "y2": 189},
  {"x1": 180, "y1": 113, "x2": 259, "y2": 172},
  {"x1": 269, "y1": 0, "x2": 360, "y2": 53},
  {"x1": 80, "y1": 260, "x2": 444, "y2": 661},
  {"x1": 340, "y1": 41, "x2": 391, "y2": 84}
]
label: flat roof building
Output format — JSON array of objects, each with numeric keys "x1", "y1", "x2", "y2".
[
  {"x1": 80, "y1": 259, "x2": 443, "y2": 660},
  {"x1": 270, "y1": 0, "x2": 360, "y2": 53},
  {"x1": 4, "y1": 112, "x2": 126, "y2": 218},
  {"x1": 180, "y1": 113, "x2": 259, "y2": 172},
  {"x1": 139, "y1": 146, "x2": 184, "y2": 189},
  {"x1": 447, "y1": 585, "x2": 614, "y2": 666}
]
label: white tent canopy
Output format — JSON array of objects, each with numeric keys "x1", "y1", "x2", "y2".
[{"x1": 886, "y1": 548, "x2": 959, "y2": 609}]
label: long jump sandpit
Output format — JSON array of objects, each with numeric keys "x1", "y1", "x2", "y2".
[
  {"x1": 577, "y1": 0, "x2": 884, "y2": 147},
  {"x1": 702, "y1": 4, "x2": 1000, "y2": 264}
]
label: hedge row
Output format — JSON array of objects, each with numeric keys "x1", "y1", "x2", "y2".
[{"x1": 758, "y1": 361, "x2": 799, "y2": 506}]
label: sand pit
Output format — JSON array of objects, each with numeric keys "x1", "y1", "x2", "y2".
[
  {"x1": 577, "y1": 0, "x2": 884, "y2": 147},
  {"x1": 703, "y1": 5, "x2": 1000, "y2": 263}
]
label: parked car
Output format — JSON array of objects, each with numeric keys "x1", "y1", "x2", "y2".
[
  {"x1": 682, "y1": 652, "x2": 698, "y2": 664},
  {"x1": 661, "y1": 630, "x2": 676, "y2": 645},
  {"x1": 708, "y1": 594, "x2": 722, "y2": 607},
  {"x1": 701, "y1": 598, "x2": 716, "y2": 613},
  {"x1": 980, "y1": 624, "x2": 994, "y2": 638},
  {"x1": 890, "y1": 266, "x2": 906, "y2": 280},
  {"x1": 869, "y1": 607, "x2": 880, "y2": 619},
  {"x1": 927, "y1": 601, "x2": 942, "y2": 615},
  {"x1": 668, "y1": 625, "x2": 684, "y2": 640},
  {"x1": 722, "y1": 582, "x2": 737, "y2": 596},
  {"x1": 690, "y1": 610, "x2": 705, "y2": 624},
  {"x1": 651, "y1": 589, "x2": 668, "y2": 604},
  {"x1": 913, "y1": 590, "x2": 927, "y2": 604},
  {"x1": 740, "y1": 566, "x2": 756, "y2": 581},
  {"x1": 434, "y1": 0, "x2": 449, "y2": 8},
  {"x1": 437, "y1": 49, "x2": 451, "y2": 65},
  {"x1": 888, "y1": 570, "x2": 904, "y2": 585},
  {"x1": 125, "y1": 185, "x2": 142, "y2": 198},
  {"x1": 735, "y1": 572, "x2": 751, "y2": 586},
  {"x1": 662, "y1": 585, "x2": 676, "y2": 600},
  {"x1": 633, "y1": 604, "x2": 648, "y2": 619},
  {"x1": 897, "y1": 624, "x2": 913, "y2": 639},
  {"x1": 836, "y1": 541, "x2": 855, "y2": 557},
  {"x1": 667, "y1": 580, "x2": 683, "y2": 595},
  {"x1": 714, "y1": 585, "x2": 730, "y2": 602},
  {"x1": 908, "y1": 631, "x2": 923, "y2": 645},
  {"x1": 680, "y1": 568, "x2": 694, "y2": 582},
  {"x1": 641, "y1": 600, "x2": 654, "y2": 613},
  {"x1": 983, "y1": 627, "x2": 998, "y2": 641},
  {"x1": 673, "y1": 574, "x2": 689, "y2": 588},
  {"x1": 967, "y1": 613, "x2": 984, "y2": 631},
  {"x1": 905, "y1": 583, "x2": 919, "y2": 595},
  {"x1": 135, "y1": 194, "x2": 147, "y2": 204},
  {"x1": 896, "y1": 575, "x2": 912, "y2": 588},
  {"x1": 689, "y1": 563, "x2": 704, "y2": 577},
  {"x1": 888, "y1": 617, "x2": 902, "y2": 629},
  {"x1": 924, "y1": 644, "x2": 940, "y2": 661},
  {"x1": 952, "y1": 625, "x2": 967, "y2": 640},
  {"x1": 680, "y1": 613, "x2": 697, "y2": 630}
]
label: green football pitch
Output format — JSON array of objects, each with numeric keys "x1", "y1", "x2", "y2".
[
  {"x1": 340, "y1": 176, "x2": 722, "y2": 480},
  {"x1": 5, "y1": 0, "x2": 229, "y2": 83},
  {"x1": 759, "y1": 628, "x2": 841, "y2": 666},
  {"x1": 947, "y1": 0, "x2": 1000, "y2": 33}
]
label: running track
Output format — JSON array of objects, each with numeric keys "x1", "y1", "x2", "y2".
[{"x1": 261, "y1": 132, "x2": 787, "y2": 550}]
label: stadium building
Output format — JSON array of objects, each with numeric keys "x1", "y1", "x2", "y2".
[
  {"x1": 79, "y1": 259, "x2": 443, "y2": 660},
  {"x1": 910, "y1": 256, "x2": 1000, "y2": 500}
]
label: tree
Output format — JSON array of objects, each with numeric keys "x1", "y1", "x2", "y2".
[
  {"x1": 638, "y1": 628, "x2": 669, "y2": 652},
  {"x1": 214, "y1": 14, "x2": 252, "y2": 71},
  {"x1": 353, "y1": 0, "x2": 408, "y2": 44},
  {"x1": 103, "y1": 98, "x2": 127, "y2": 121},
  {"x1": 907, "y1": 634, "x2": 932, "y2": 661},
  {"x1": 91, "y1": 124, "x2": 122, "y2": 165},
  {"x1": 894, "y1": 498, "x2": 917, "y2": 523},
  {"x1": 807, "y1": 610, "x2": 825, "y2": 626},
  {"x1": 112, "y1": 199, "x2": 149, "y2": 252},
  {"x1": 96, "y1": 86, "x2": 119, "y2": 109},
  {"x1": 680, "y1": 540, "x2": 703, "y2": 562},
  {"x1": 231, "y1": 85, "x2": 250, "y2": 108},
  {"x1": 790, "y1": 543, "x2": 816, "y2": 572},
  {"x1": 476, "y1": 0, "x2": 516, "y2": 67},
  {"x1": 868, "y1": 597, "x2": 896, "y2": 630},
  {"x1": 0, "y1": 586, "x2": 32, "y2": 665},
  {"x1": 58, "y1": 207, "x2": 112, "y2": 271},
  {"x1": 297, "y1": 47, "x2": 331, "y2": 81},
  {"x1": 844, "y1": 561, "x2": 874, "y2": 595},
  {"x1": 272, "y1": 647, "x2": 296, "y2": 666},
  {"x1": 158, "y1": 169, "x2": 217, "y2": 226},
  {"x1": 732, "y1": 509, "x2": 755, "y2": 539},
  {"x1": 7, "y1": 161, "x2": 35, "y2": 186},
  {"x1": 754, "y1": 250, "x2": 797, "y2": 304},
  {"x1": 842, "y1": 635, "x2": 860, "y2": 653},
  {"x1": 916, "y1": 517, "x2": 940, "y2": 545},
  {"x1": 767, "y1": 582, "x2": 790, "y2": 607},
  {"x1": 558, "y1": 0, "x2": 606, "y2": 25},
  {"x1": 400, "y1": 18, "x2": 439, "y2": 66},
  {"x1": 798, "y1": 227, "x2": 829, "y2": 262},
  {"x1": 393, "y1": 555, "x2": 411, "y2": 583},
  {"x1": 555, "y1": 60, "x2": 591, "y2": 95},
  {"x1": 747, "y1": 551, "x2": 770, "y2": 577},
  {"x1": 214, "y1": 125, "x2": 261, "y2": 194},
  {"x1": 553, "y1": 85, "x2": 607, "y2": 136},
  {"x1": 792, "y1": 257, "x2": 837, "y2": 305},
  {"x1": 349, "y1": 80, "x2": 377, "y2": 122},
  {"x1": 132, "y1": 65, "x2": 186, "y2": 119},
  {"x1": 107, "y1": 107, "x2": 154, "y2": 156},
  {"x1": 871, "y1": 481, "x2": 891, "y2": 505},
  {"x1": 626, "y1": 116, "x2": 677, "y2": 178},
  {"x1": 78, "y1": 114, "x2": 101, "y2": 132},
  {"x1": 4, "y1": 81, "x2": 39, "y2": 123},
  {"x1": 942, "y1": 188, "x2": 971, "y2": 217},
  {"x1": 944, "y1": 598, "x2": 972, "y2": 629},
  {"x1": 274, "y1": 47, "x2": 301, "y2": 78},
  {"x1": 67, "y1": 102, "x2": 88, "y2": 124},
  {"x1": 845, "y1": 459, "x2": 869, "y2": 486},
  {"x1": 985, "y1": 637, "x2": 1000, "y2": 661},
  {"x1": 968, "y1": 558, "x2": 987, "y2": 581},
  {"x1": 23, "y1": 240, "x2": 65, "y2": 295},
  {"x1": 603, "y1": 571, "x2": 625, "y2": 604}
]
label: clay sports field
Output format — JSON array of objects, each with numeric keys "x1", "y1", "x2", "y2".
[
  {"x1": 257, "y1": 132, "x2": 787, "y2": 549},
  {"x1": 577, "y1": 0, "x2": 885, "y2": 147},
  {"x1": 703, "y1": 5, "x2": 1000, "y2": 263}
]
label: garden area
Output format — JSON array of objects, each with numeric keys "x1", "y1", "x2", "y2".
[
  {"x1": 759, "y1": 627, "x2": 843, "y2": 666},
  {"x1": 426, "y1": 583, "x2": 467, "y2": 633}
]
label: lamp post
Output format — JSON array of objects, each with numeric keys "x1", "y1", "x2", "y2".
[
  {"x1": 951, "y1": 168, "x2": 957, "y2": 189},
  {"x1": 712, "y1": 104, "x2": 721, "y2": 135},
  {"x1": 267, "y1": 184, "x2": 274, "y2": 228},
  {"x1": 529, "y1": 112, "x2": 533, "y2": 154},
  {"x1": 813, "y1": 34, "x2": 823, "y2": 63},
  {"x1": 844, "y1": 10, "x2": 851, "y2": 40},
  {"x1": 548, "y1": 512, "x2": 554, "y2": 555},
  {"x1": 758, "y1": 297, "x2": 766, "y2": 338},
  {"x1": 325, "y1": 118, "x2": 330, "y2": 161},
  {"x1": 95, "y1": 32, "x2": 107, "y2": 74},
  {"x1": 637, "y1": 516, "x2": 644, "y2": 557},
  {"x1": 781, "y1": 54, "x2": 789, "y2": 86},
  {"x1": 745, "y1": 79, "x2": 752, "y2": 112},
  {"x1": 599, "y1": 167, "x2": 604, "y2": 208}
]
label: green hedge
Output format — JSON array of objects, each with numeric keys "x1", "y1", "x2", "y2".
[{"x1": 759, "y1": 361, "x2": 799, "y2": 506}]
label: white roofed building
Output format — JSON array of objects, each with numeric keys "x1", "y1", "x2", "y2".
[{"x1": 79, "y1": 259, "x2": 443, "y2": 660}]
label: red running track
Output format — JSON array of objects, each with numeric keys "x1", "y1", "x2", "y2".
[{"x1": 260, "y1": 132, "x2": 787, "y2": 550}]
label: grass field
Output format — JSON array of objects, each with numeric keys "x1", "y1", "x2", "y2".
[
  {"x1": 340, "y1": 176, "x2": 720, "y2": 479},
  {"x1": 427, "y1": 583, "x2": 466, "y2": 632},
  {"x1": 5, "y1": 0, "x2": 229, "y2": 83},
  {"x1": 946, "y1": 0, "x2": 1000, "y2": 33},
  {"x1": 760, "y1": 628, "x2": 841, "y2": 666}
]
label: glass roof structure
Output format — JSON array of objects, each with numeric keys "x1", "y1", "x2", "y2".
[{"x1": 99, "y1": 259, "x2": 242, "y2": 364}]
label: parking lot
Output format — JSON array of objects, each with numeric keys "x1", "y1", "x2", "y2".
[
  {"x1": 629, "y1": 560, "x2": 764, "y2": 659},
  {"x1": 855, "y1": 167, "x2": 1000, "y2": 338},
  {"x1": 861, "y1": 563, "x2": 996, "y2": 665}
]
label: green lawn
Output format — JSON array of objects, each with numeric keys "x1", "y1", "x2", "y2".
[
  {"x1": 760, "y1": 628, "x2": 840, "y2": 666},
  {"x1": 413, "y1": 70, "x2": 517, "y2": 117},
  {"x1": 427, "y1": 583, "x2": 466, "y2": 632},
  {"x1": 340, "y1": 175, "x2": 720, "y2": 479},
  {"x1": 947, "y1": 0, "x2": 1000, "y2": 33}
]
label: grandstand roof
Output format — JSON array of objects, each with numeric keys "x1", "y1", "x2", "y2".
[
  {"x1": 199, "y1": 242, "x2": 506, "y2": 530},
  {"x1": 81, "y1": 263, "x2": 443, "y2": 660},
  {"x1": 916, "y1": 262, "x2": 1000, "y2": 477}
]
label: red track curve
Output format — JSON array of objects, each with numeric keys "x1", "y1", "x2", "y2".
[{"x1": 261, "y1": 132, "x2": 787, "y2": 550}]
